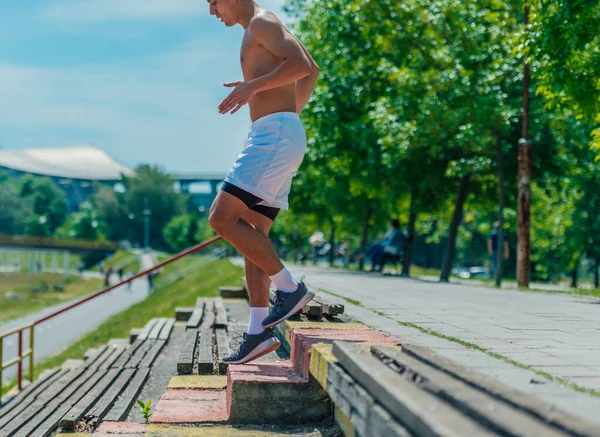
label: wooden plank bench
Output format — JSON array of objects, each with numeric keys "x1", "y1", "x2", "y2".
[
  {"x1": 1, "y1": 366, "x2": 90, "y2": 434},
  {"x1": 147, "y1": 318, "x2": 168, "y2": 339},
  {"x1": 214, "y1": 297, "x2": 228, "y2": 329},
  {"x1": 27, "y1": 404, "x2": 71, "y2": 437},
  {"x1": 175, "y1": 307, "x2": 195, "y2": 321},
  {"x1": 59, "y1": 368, "x2": 121, "y2": 431},
  {"x1": 158, "y1": 318, "x2": 175, "y2": 340},
  {"x1": 200, "y1": 299, "x2": 215, "y2": 330},
  {"x1": 177, "y1": 330, "x2": 198, "y2": 374},
  {"x1": 88, "y1": 368, "x2": 136, "y2": 427},
  {"x1": 197, "y1": 329, "x2": 213, "y2": 374},
  {"x1": 103, "y1": 367, "x2": 150, "y2": 422},
  {"x1": 0, "y1": 368, "x2": 64, "y2": 423},
  {"x1": 136, "y1": 318, "x2": 159, "y2": 340},
  {"x1": 140, "y1": 340, "x2": 166, "y2": 368},
  {"x1": 12, "y1": 401, "x2": 65, "y2": 437},
  {"x1": 219, "y1": 285, "x2": 247, "y2": 299},
  {"x1": 313, "y1": 296, "x2": 344, "y2": 316},
  {"x1": 186, "y1": 301, "x2": 205, "y2": 329},
  {"x1": 124, "y1": 340, "x2": 156, "y2": 368},
  {"x1": 215, "y1": 328, "x2": 231, "y2": 374},
  {"x1": 99, "y1": 346, "x2": 126, "y2": 371}
]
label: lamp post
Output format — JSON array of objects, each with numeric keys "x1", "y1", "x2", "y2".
[{"x1": 143, "y1": 198, "x2": 151, "y2": 250}]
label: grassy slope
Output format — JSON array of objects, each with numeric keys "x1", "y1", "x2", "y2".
[{"x1": 0, "y1": 273, "x2": 103, "y2": 324}]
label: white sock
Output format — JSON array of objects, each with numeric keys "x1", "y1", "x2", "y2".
[
  {"x1": 269, "y1": 267, "x2": 300, "y2": 293},
  {"x1": 248, "y1": 307, "x2": 269, "y2": 335}
]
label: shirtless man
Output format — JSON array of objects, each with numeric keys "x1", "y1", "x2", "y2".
[{"x1": 207, "y1": 0, "x2": 320, "y2": 364}]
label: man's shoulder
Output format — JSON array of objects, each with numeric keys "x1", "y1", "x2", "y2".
[{"x1": 249, "y1": 10, "x2": 283, "y2": 35}]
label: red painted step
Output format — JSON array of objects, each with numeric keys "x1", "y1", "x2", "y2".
[
  {"x1": 290, "y1": 327, "x2": 400, "y2": 378},
  {"x1": 151, "y1": 389, "x2": 228, "y2": 424}
]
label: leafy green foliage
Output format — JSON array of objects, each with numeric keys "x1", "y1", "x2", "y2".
[{"x1": 137, "y1": 399, "x2": 152, "y2": 423}]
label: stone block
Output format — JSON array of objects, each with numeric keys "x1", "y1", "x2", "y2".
[
  {"x1": 175, "y1": 307, "x2": 194, "y2": 321},
  {"x1": 227, "y1": 360, "x2": 331, "y2": 424}
]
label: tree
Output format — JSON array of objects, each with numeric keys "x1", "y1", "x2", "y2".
[
  {"x1": 21, "y1": 175, "x2": 67, "y2": 234},
  {"x1": 93, "y1": 165, "x2": 187, "y2": 249},
  {"x1": 0, "y1": 172, "x2": 32, "y2": 235},
  {"x1": 54, "y1": 201, "x2": 105, "y2": 240}
]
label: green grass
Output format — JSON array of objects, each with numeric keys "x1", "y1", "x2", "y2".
[
  {"x1": 319, "y1": 288, "x2": 363, "y2": 307},
  {"x1": 0, "y1": 272, "x2": 102, "y2": 324},
  {"x1": 26, "y1": 258, "x2": 242, "y2": 383},
  {"x1": 93, "y1": 250, "x2": 139, "y2": 273}
]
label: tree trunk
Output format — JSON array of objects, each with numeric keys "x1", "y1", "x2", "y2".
[
  {"x1": 571, "y1": 258, "x2": 579, "y2": 288},
  {"x1": 517, "y1": 5, "x2": 532, "y2": 287},
  {"x1": 496, "y1": 135, "x2": 506, "y2": 287},
  {"x1": 359, "y1": 200, "x2": 373, "y2": 270},
  {"x1": 440, "y1": 175, "x2": 471, "y2": 282},
  {"x1": 401, "y1": 208, "x2": 417, "y2": 277},
  {"x1": 328, "y1": 224, "x2": 336, "y2": 266},
  {"x1": 595, "y1": 257, "x2": 599, "y2": 289}
]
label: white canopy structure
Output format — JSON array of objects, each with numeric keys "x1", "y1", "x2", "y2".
[{"x1": 0, "y1": 145, "x2": 133, "y2": 180}]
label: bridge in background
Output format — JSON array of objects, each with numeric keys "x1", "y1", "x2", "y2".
[{"x1": 0, "y1": 234, "x2": 119, "y2": 253}]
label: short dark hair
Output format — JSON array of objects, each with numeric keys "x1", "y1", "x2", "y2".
[{"x1": 391, "y1": 218, "x2": 400, "y2": 228}]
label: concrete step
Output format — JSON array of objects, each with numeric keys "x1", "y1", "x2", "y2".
[
  {"x1": 150, "y1": 376, "x2": 228, "y2": 424},
  {"x1": 285, "y1": 321, "x2": 400, "y2": 379},
  {"x1": 227, "y1": 360, "x2": 331, "y2": 425}
]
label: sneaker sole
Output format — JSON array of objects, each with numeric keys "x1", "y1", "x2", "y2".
[
  {"x1": 222, "y1": 337, "x2": 281, "y2": 365},
  {"x1": 262, "y1": 291, "x2": 316, "y2": 329}
]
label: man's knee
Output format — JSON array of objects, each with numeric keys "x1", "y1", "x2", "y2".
[{"x1": 208, "y1": 207, "x2": 233, "y2": 235}]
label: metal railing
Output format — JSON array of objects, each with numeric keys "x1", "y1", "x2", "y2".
[{"x1": 0, "y1": 235, "x2": 222, "y2": 401}]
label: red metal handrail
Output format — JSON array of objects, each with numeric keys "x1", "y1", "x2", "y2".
[{"x1": 0, "y1": 235, "x2": 222, "y2": 401}]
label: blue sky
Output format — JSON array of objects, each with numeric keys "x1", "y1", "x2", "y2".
[{"x1": 0, "y1": 0, "x2": 288, "y2": 174}]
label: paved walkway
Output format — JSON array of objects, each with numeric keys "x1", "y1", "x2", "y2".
[{"x1": 284, "y1": 263, "x2": 600, "y2": 425}]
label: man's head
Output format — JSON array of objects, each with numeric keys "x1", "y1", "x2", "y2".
[
  {"x1": 208, "y1": 0, "x2": 240, "y2": 27},
  {"x1": 391, "y1": 218, "x2": 400, "y2": 229}
]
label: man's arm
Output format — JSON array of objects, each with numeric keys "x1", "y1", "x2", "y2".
[
  {"x1": 249, "y1": 16, "x2": 312, "y2": 92},
  {"x1": 219, "y1": 14, "x2": 312, "y2": 114},
  {"x1": 487, "y1": 239, "x2": 493, "y2": 255},
  {"x1": 287, "y1": 31, "x2": 319, "y2": 114}
]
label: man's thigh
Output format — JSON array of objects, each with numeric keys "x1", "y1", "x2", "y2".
[
  {"x1": 209, "y1": 190, "x2": 250, "y2": 224},
  {"x1": 242, "y1": 209, "x2": 275, "y2": 236}
]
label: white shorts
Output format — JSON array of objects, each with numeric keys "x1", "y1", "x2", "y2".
[{"x1": 224, "y1": 112, "x2": 307, "y2": 210}]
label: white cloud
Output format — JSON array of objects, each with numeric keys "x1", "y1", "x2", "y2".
[
  {"x1": 42, "y1": 0, "x2": 208, "y2": 23},
  {"x1": 0, "y1": 40, "x2": 253, "y2": 173}
]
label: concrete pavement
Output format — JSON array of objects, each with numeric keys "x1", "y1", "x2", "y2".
[{"x1": 283, "y1": 262, "x2": 600, "y2": 426}]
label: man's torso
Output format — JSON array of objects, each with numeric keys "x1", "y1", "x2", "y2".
[{"x1": 241, "y1": 13, "x2": 296, "y2": 121}]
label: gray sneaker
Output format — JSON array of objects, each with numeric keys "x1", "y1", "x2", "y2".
[
  {"x1": 222, "y1": 329, "x2": 281, "y2": 365},
  {"x1": 262, "y1": 282, "x2": 315, "y2": 329}
]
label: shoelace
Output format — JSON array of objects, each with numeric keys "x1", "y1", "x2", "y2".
[
  {"x1": 272, "y1": 290, "x2": 288, "y2": 313},
  {"x1": 230, "y1": 333, "x2": 250, "y2": 360}
]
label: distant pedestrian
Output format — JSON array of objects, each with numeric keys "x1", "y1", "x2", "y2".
[
  {"x1": 147, "y1": 272, "x2": 155, "y2": 293},
  {"x1": 127, "y1": 271, "x2": 135, "y2": 291},
  {"x1": 488, "y1": 222, "x2": 509, "y2": 279},
  {"x1": 104, "y1": 266, "x2": 113, "y2": 288},
  {"x1": 118, "y1": 267, "x2": 124, "y2": 282}
]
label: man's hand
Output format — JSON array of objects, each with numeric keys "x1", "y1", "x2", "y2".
[{"x1": 219, "y1": 81, "x2": 256, "y2": 114}]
